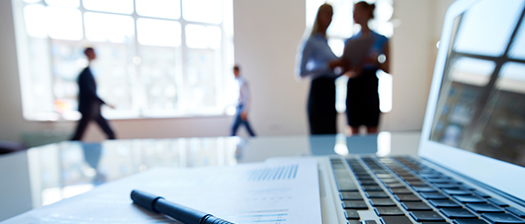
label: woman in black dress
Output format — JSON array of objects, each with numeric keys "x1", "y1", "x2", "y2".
[
  {"x1": 296, "y1": 4, "x2": 339, "y2": 134},
  {"x1": 345, "y1": 1, "x2": 390, "y2": 135}
]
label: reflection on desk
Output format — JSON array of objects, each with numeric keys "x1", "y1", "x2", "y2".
[{"x1": 0, "y1": 132, "x2": 420, "y2": 221}]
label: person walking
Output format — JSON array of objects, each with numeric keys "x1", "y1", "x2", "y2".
[
  {"x1": 71, "y1": 47, "x2": 116, "y2": 141},
  {"x1": 231, "y1": 65, "x2": 256, "y2": 137}
]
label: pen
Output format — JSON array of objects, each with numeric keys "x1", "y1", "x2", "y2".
[{"x1": 131, "y1": 189, "x2": 235, "y2": 224}]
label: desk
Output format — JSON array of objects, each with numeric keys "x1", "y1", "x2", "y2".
[{"x1": 0, "y1": 132, "x2": 420, "y2": 221}]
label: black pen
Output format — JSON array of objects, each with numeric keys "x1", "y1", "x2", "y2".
[{"x1": 131, "y1": 190, "x2": 235, "y2": 224}]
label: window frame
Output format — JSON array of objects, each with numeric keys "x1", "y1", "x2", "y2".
[{"x1": 13, "y1": 0, "x2": 235, "y2": 121}]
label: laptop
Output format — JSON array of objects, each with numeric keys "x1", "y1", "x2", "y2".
[{"x1": 316, "y1": 0, "x2": 525, "y2": 223}]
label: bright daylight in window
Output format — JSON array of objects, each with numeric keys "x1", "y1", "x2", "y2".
[
  {"x1": 13, "y1": 0, "x2": 235, "y2": 121},
  {"x1": 306, "y1": 0, "x2": 394, "y2": 113}
]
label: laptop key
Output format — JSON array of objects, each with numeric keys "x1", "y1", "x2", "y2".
[
  {"x1": 453, "y1": 195, "x2": 487, "y2": 203},
  {"x1": 401, "y1": 202, "x2": 433, "y2": 211},
  {"x1": 466, "y1": 203, "x2": 505, "y2": 213},
  {"x1": 427, "y1": 179, "x2": 451, "y2": 184},
  {"x1": 406, "y1": 181, "x2": 428, "y2": 187},
  {"x1": 361, "y1": 180, "x2": 380, "y2": 185},
  {"x1": 370, "y1": 198, "x2": 397, "y2": 207},
  {"x1": 454, "y1": 219, "x2": 489, "y2": 224},
  {"x1": 337, "y1": 180, "x2": 359, "y2": 192},
  {"x1": 434, "y1": 183, "x2": 461, "y2": 189},
  {"x1": 358, "y1": 176, "x2": 375, "y2": 180},
  {"x1": 375, "y1": 206, "x2": 405, "y2": 216},
  {"x1": 443, "y1": 189, "x2": 472, "y2": 196},
  {"x1": 412, "y1": 186, "x2": 438, "y2": 192},
  {"x1": 481, "y1": 213, "x2": 525, "y2": 224},
  {"x1": 409, "y1": 211, "x2": 446, "y2": 221},
  {"x1": 367, "y1": 191, "x2": 391, "y2": 198},
  {"x1": 382, "y1": 179, "x2": 401, "y2": 184},
  {"x1": 428, "y1": 199, "x2": 462, "y2": 208},
  {"x1": 488, "y1": 198, "x2": 509, "y2": 207},
  {"x1": 390, "y1": 188, "x2": 413, "y2": 194},
  {"x1": 394, "y1": 194, "x2": 421, "y2": 202},
  {"x1": 345, "y1": 209, "x2": 360, "y2": 219},
  {"x1": 386, "y1": 183, "x2": 406, "y2": 189},
  {"x1": 380, "y1": 216, "x2": 413, "y2": 224},
  {"x1": 420, "y1": 192, "x2": 448, "y2": 200},
  {"x1": 377, "y1": 174, "x2": 394, "y2": 178},
  {"x1": 364, "y1": 186, "x2": 385, "y2": 191},
  {"x1": 365, "y1": 220, "x2": 378, "y2": 224},
  {"x1": 440, "y1": 208, "x2": 478, "y2": 219},
  {"x1": 341, "y1": 192, "x2": 364, "y2": 200},
  {"x1": 472, "y1": 190, "x2": 491, "y2": 198},
  {"x1": 343, "y1": 200, "x2": 369, "y2": 210},
  {"x1": 507, "y1": 207, "x2": 525, "y2": 218},
  {"x1": 349, "y1": 220, "x2": 362, "y2": 224}
]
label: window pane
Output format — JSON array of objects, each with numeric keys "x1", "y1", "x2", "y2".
[
  {"x1": 24, "y1": 4, "x2": 47, "y2": 38},
  {"x1": 185, "y1": 25, "x2": 221, "y2": 49},
  {"x1": 84, "y1": 13, "x2": 134, "y2": 43},
  {"x1": 45, "y1": 0, "x2": 79, "y2": 8},
  {"x1": 328, "y1": 38, "x2": 344, "y2": 57},
  {"x1": 454, "y1": 0, "x2": 524, "y2": 56},
  {"x1": 46, "y1": 6, "x2": 83, "y2": 40},
  {"x1": 327, "y1": 0, "x2": 353, "y2": 38},
  {"x1": 375, "y1": 1, "x2": 393, "y2": 22},
  {"x1": 139, "y1": 46, "x2": 183, "y2": 114},
  {"x1": 26, "y1": 38, "x2": 55, "y2": 118},
  {"x1": 137, "y1": 18, "x2": 181, "y2": 47},
  {"x1": 185, "y1": 49, "x2": 218, "y2": 111},
  {"x1": 497, "y1": 62, "x2": 525, "y2": 94},
  {"x1": 377, "y1": 70, "x2": 392, "y2": 112},
  {"x1": 83, "y1": 0, "x2": 134, "y2": 14},
  {"x1": 182, "y1": 0, "x2": 222, "y2": 24},
  {"x1": 88, "y1": 44, "x2": 135, "y2": 112},
  {"x1": 449, "y1": 57, "x2": 495, "y2": 86},
  {"x1": 510, "y1": 19, "x2": 525, "y2": 60},
  {"x1": 136, "y1": 0, "x2": 181, "y2": 19}
]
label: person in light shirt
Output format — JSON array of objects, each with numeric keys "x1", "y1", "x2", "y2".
[
  {"x1": 295, "y1": 4, "x2": 338, "y2": 135},
  {"x1": 231, "y1": 65, "x2": 256, "y2": 137}
]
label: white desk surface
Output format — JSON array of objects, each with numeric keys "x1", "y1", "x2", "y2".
[{"x1": 0, "y1": 131, "x2": 420, "y2": 221}]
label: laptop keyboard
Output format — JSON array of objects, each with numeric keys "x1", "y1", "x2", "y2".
[{"x1": 330, "y1": 156, "x2": 525, "y2": 224}]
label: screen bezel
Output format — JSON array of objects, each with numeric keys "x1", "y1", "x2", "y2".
[{"x1": 418, "y1": 0, "x2": 525, "y2": 201}]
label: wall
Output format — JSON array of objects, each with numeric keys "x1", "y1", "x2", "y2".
[
  {"x1": 380, "y1": 0, "x2": 455, "y2": 132},
  {"x1": 233, "y1": 0, "x2": 309, "y2": 136},
  {"x1": 0, "y1": 0, "x2": 455, "y2": 144}
]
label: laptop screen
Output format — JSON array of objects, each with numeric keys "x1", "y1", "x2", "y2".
[{"x1": 429, "y1": 0, "x2": 525, "y2": 168}]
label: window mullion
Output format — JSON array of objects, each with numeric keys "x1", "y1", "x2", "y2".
[
  {"x1": 132, "y1": 0, "x2": 142, "y2": 117},
  {"x1": 179, "y1": 0, "x2": 189, "y2": 114}
]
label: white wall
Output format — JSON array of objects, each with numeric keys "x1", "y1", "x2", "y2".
[
  {"x1": 233, "y1": 0, "x2": 309, "y2": 136},
  {"x1": 0, "y1": 0, "x2": 455, "y2": 144},
  {"x1": 381, "y1": 0, "x2": 455, "y2": 132}
]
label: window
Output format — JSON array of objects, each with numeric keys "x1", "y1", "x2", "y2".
[
  {"x1": 13, "y1": 0, "x2": 234, "y2": 121},
  {"x1": 306, "y1": 0, "x2": 394, "y2": 113}
]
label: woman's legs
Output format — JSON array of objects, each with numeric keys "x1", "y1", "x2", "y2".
[
  {"x1": 308, "y1": 77, "x2": 337, "y2": 134},
  {"x1": 346, "y1": 125, "x2": 378, "y2": 135}
]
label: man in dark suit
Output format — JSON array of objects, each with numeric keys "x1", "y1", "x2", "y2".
[{"x1": 71, "y1": 47, "x2": 116, "y2": 141}]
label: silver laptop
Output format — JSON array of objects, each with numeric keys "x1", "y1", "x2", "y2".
[{"x1": 317, "y1": 0, "x2": 525, "y2": 223}]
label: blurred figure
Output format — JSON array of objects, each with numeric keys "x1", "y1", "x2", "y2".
[
  {"x1": 345, "y1": 1, "x2": 390, "y2": 135},
  {"x1": 81, "y1": 142, "x2": 106, "y2": 185},
  {"x1": 296, "y1": 4, "x2": 338, "y2": 135},
  {"x1": 71, "y1": 47, "x2": 116, "y2": 141},
  {"x1": 231, "y1": 65, "x2": 256, "y2": 137}
]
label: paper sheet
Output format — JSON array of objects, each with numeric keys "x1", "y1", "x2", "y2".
[{"x1": 2, "y1": 158, "x2": 321, "y2": 224}]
